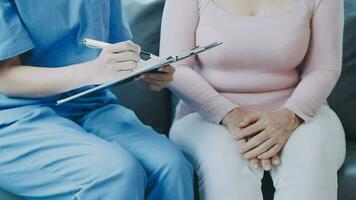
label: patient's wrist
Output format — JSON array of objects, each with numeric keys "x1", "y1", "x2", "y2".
[{"x1": 221, "y1": 107, "x2": 245, "y2": 126}]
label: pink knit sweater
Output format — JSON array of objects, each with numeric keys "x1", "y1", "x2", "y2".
[{"x1": 160, "y1": 0, "x2": 343, "y2": 123}]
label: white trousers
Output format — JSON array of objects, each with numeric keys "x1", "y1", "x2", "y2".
[{"x1": 170, "y1": 106, "x2": 346, "y2": 200}]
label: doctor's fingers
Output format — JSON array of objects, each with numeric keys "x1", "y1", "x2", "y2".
[
  {"x1": 140, "y1": 78, "x2": 169, "y2": 91},
  {"x1": 157, "y1": 65, "x2": 175, "y2": 74},
  {"x1": 103, "y1": 40, "x2": 141, "y2": 54},
  {"x1": 114, "y1": 61, "x2": 138, "y2": 71},
  {"x1": 141, "y1": 73, "x2": 173, "y2": 82},
  {"x1": 104, "y1": 51, "x2": 140, "y2": 64}
]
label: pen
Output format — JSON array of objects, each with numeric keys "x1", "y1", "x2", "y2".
[{"x1": 83, "y1": 38, "x2": 155, "y2": 60}]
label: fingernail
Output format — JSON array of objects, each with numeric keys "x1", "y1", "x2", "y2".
[
  {"x1": 272, "y1": 159, "x2": 280, "y2": 165},
  {"x1": 265, "y1": 165, "x2": 271, "y2": 171},
  {"x1": 244, "y1": 154, "x2": 250, "y2": 158},
  {"x1": 254, "y1": 163, "x2": 259, "y2": 169}
]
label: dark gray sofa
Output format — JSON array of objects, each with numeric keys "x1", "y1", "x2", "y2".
[{"x1": 0, "y1": 0, "x2": 355, "y2": 199}]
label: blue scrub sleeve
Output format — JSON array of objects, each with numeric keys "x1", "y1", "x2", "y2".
[
  {"x1": 109, "y1": 0, "x2": 133, "y2": 43},
  {"x1": 0, "y1": 0, "x2": 34, "y2": 61}
]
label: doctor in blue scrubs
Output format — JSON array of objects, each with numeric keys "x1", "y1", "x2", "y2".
[{"x1": 0, "y1": 1, "x2": 194, "y2": 200}]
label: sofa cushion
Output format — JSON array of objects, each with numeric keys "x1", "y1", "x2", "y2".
[{"x1": 328, "y1": 0, "x2": 356, "y2": 140}]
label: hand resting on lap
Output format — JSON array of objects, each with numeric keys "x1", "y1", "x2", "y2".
[
  {"x1": 236, "y1": 108, "x2": 302, "y2": 170},
  {"x1": 222, "y1": 108, "x2": 284, "y2": 171}
]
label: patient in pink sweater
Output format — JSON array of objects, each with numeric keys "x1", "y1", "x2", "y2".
[{"x1": 161, "y1": 0, "x2": 346, "y2": 199}]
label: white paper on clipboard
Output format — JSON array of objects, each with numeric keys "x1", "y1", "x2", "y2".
[{"x1": 56, "y1": 42, "x2": 223, "y2": 105}]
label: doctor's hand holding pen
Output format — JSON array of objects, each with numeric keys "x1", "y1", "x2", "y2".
[
  {"x1": 84, "y1": 39, "x2": 175, "y2": 91},
  {"x1": 0, "y1": 40, "x2": 174, "y2": 99}
]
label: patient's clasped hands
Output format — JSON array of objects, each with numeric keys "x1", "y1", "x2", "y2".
[{"x1": 222, "y1": 107, "x2": 302, "y2": 171}]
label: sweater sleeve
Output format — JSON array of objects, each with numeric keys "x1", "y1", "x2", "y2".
[
  {"x1": 282, "y1": 0, "x2": 344, "y2": 121},
  {"x1": 160, "y1": 0, "x2": 238, "y2": 123}
]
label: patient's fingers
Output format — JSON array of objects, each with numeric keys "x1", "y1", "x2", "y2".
[
  {"x1": 238, "y1": 113, "x2": 261, "y2": 128},
  {"x1": 262, "y1": 159, "x2": 272, "y2": 171},
  {"x1": 250, "y1": 158, "x2": 259, "y2": 169},
  {"x1": 271, "y1": 155, "x2": 281, "y2": 166},
  {"x1": 239, "y1": 139, "x2": 259, "y2": 169}
]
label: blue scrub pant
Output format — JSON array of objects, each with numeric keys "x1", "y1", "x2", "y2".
[{"x1": 0, "y1": 104, "x2": 194, "y2": 200}]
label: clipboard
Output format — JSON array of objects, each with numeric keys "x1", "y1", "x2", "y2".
[{"x1": 56, "y1": 42, "x2": 223, "y2": 105}]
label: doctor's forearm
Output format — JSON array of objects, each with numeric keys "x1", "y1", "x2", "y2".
[{"x1": 0, "y1": 57, "x2": 92, "y2": 98}]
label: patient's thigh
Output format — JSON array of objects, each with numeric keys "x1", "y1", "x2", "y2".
[
  {"x1": 170, "y1": 113, "x2": 242, "y2": 163},
  {"x1": 170, "y1": 113, "x2": 264, "y2": 200},
  {"x1": 270, "y1": 106, "x2": 346, "y2": 192},
  {"x1": 274, "y1": 106, "x2": 346, "y2": 171}
]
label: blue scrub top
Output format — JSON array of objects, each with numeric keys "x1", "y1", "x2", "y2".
[{"x1": 0, "y1": 0, "x2": 132, "y2": 115}]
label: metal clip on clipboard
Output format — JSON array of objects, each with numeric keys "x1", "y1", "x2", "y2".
[
  {"x1": 56, "y1": 42, "x2": 223, "y2": 105},
  {"x1": 166, "y1": 42, "x2": 223, "y2": 63}
]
